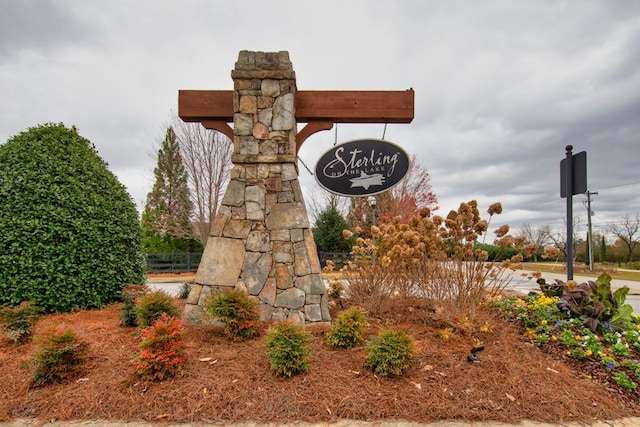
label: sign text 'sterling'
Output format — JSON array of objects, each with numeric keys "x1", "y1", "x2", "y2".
[{"x1": 314, "y1": 139, "x2": 410, "y2": 197}]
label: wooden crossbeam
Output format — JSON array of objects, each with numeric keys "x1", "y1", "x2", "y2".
[
  {"x1": 179, "y1": 90, "x2": 414, "y2": 123},
  {"x1": 179, "y1": 89, "x2": 414, "y2": 149},
  {"x1": 179, "y1": 90, "x2": 233, "y2": 123},
  {"x1": 295, "y1": 90, "x2": 414, "y2": 123}
]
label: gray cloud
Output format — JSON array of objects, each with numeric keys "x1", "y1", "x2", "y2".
[{"x1": 0, "y1": 1, "x2": 100, "y2": 61}]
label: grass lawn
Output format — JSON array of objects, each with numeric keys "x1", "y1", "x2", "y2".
[{"x1": 523, "y1": 262, "x2": 640, "y2": 282}]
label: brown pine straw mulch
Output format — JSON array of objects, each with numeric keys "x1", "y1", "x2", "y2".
[{"x1": 1, "y1": 297, "x2": 640, "y2": 425}]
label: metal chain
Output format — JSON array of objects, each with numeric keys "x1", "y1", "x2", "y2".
[
  {"x1": 333, "y1": 122, "x2": 338, "y2": 146},
  {"x1": 298, "y1": 156, "x2": 314, "y2": 176},
  {"x1": 382, "y1": 121, "x2": 388, "y2": 140}
]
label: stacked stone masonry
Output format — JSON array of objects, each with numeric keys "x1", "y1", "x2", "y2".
[{"x1": 183, "y1": 51, "x2": 330, "y2": 324}]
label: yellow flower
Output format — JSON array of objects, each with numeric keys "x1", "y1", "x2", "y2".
[
  {"x1": 540, "y1": 319, "x2": 548, "y2": 326},
  {"x1": 528, "y1": 294, "x2": 558, "y2": 309},
  {"x1": 551, "y1": 335, "x2": 557, "y2": 342},
  {"x1": 575, "y1": 335, "x2": 582, "y2": 340},
  {"x1": 524, "y1": 329, "x2": 537, "y2": 340},
  {"x1": 438, "y1": 328, "x2": 451, "y2": 340},
  {"x1": 585, "y1": 349, "x2": 593, "y2": 356},
  {"x1": 480, "y1": 321, "x2": 494, "y2": 332}
]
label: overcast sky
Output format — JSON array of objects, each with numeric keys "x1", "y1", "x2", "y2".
[{"x1": 1, "y1": 0, "x2": 639, "y2": 239}]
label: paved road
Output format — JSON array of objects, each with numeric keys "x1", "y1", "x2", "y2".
[
  {"x1": 147, "y1": 281, "x2": 186, "y2": 297},
  {"x1": 146, "y1": 268, "x2": 640, "y2": 313}
]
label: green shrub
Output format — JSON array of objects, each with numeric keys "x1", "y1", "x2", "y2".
[
  {"x1": 135, "y1": 291, "x2": 180, "y2": 328},
  {"x1": 204, "y1": 289, "x2": 259, "y2": 341},
  {"x1": 178, "y1": 282, "x2": 192, "y2": 299},
  {"x1": 32, "y1": 328, "x2": 89, "y2": 387},
  {"x1": 121, "y1": 293, "x2": 138, "y2": 327},
  {"x1": 0, "y1": 123, "x2": 145, "y2": 313},
  {"x1": 265, "y1": 321, "x2": 313, "y2": 377},
  {"x1": 120, "y1": 284, "x2": 149, "y2": 327},
  {"x1": 365, "y1": 328, "x2": 416, "y2": 376},
  {"x1": 473, "y1": 242, "x2": 519, "y2": 261},
  {"x1": 627, "y1": 261, "x2": 640, "y2": 271},
  {"x1": 0, "y1": 301, "x2": 42, "y2": 344},
  {"x1": 327, "y1": 306, "x2": 367, "y2": 349},
  {"x1": 134, "y1": 313, "x2": 186, "y2": 382}
]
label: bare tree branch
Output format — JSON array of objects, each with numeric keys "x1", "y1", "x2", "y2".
[
  {"x1": 606, "y1": 214, "x2": 640, "y2": 263},
  {"x1": 172, "y1": 117, "x2": 233, "y2": 246},
  {"x1": 517, "y1": 223, "x2": 551, "y2": 262}
]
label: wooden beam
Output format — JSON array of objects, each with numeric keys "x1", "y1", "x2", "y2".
[
  {"x1": 296, "y1": 121, "x2": 334, "y2": 153},
  {"x1": 179, "y1": 90, "x2": 233, "y2": 123},
  {"x1": 201, "y1": 120, "x2": 234, "y2": 141},
  {"x1": 296, "y1": 90, "x2": 414, "y2": 123},
  {"x1": 179, "y1": 90, "x2": 414, "y2": 124}
]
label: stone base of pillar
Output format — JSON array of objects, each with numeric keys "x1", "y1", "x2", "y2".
[{"x1": 183, "y1": 162, "x2": 330, "y2": 325}]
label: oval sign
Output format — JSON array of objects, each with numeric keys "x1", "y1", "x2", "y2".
[{"x1": 314, "y1": 138, "x2": 410, "y2": 197}]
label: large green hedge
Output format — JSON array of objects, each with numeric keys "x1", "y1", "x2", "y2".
[{"x1": 0, "y1": 123, "x2": 145, "y2": 312}]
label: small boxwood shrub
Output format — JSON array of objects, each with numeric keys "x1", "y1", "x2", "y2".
[
  {"x1": 134, "y1": 313, "x2": 186, "y2": 382},
  {"x1": 365, "y1": 328, "x2": 416, "y2": 377},
  {"x1": 178, "y1": 282, "x2": 192, "y2": 299},
  {"x1": 120, "y1": 284, "x2": 149, "y2": 327},
  {"x1": 135, "y1": 291, "x2": 180, "y2": 328},
  {"x1": 0, "y1": 301, "x2": 42, "y2": 344},
  {"x1": 327, "y1": 306, "x2": 367, "y2": 349},
  {"x1": 204, "y1": 289, "x2": 259, "y2": 341},
  {"x1": 265, "y1": 321, "x2": 313, "y2": 377},
  {"x1": 32, "y1": 328, "x2": 89, "y2": 387}
]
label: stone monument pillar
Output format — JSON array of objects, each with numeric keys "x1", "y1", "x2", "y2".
[{"x1": 183, "y1": 51, "x2": 330, "y2": 324}]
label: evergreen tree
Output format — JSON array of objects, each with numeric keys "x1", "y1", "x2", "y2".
[
  {"x1": 142, "y1": 127, "x2": 199, "y2": 252},
  {"x1": 313, "y1": 204, "x2": 353, "y2": 252}
]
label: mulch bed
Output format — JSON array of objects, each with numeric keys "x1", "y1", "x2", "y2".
[{"x1": 1, "y1": 298, "x2": 640, "y2": 424}]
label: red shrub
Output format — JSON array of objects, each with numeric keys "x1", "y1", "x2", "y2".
[{"x1": 134, "y1": 313, "x2": 186, "y2": 382}]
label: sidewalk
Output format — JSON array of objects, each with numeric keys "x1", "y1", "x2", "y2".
[{"x1": 145, "y1": 273, "x2": 195, "y2": 297}]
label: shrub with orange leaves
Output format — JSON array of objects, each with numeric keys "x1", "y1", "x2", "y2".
[{"x1": 134, "y1": 313, "x2": 186, "y2": 382}]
